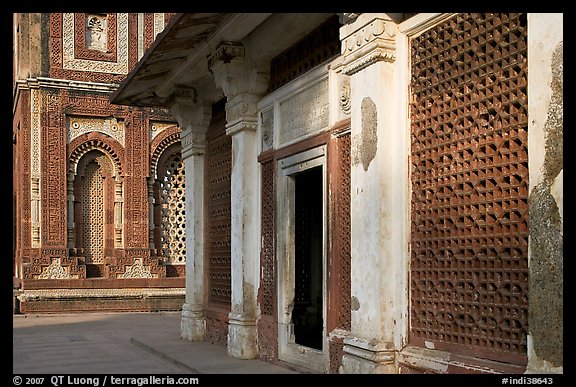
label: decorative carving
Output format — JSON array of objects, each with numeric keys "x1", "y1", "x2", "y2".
[
  {"x1": 68, "y1": 133, "x2": 124, "y2": 176},
  {"x1": 340, "y1": 77, "x2": 351, "y2": 116},
  {"x1": 159, "y1": 153, "x2": 186, "y2": 265},
  {"x1": 208, "y1": 41, "x2": 245, "y2": 68},
  {"x1": 150, "y1": 121, "x2": 177, "y2": 141},
  {"x1": 61, "y1": 13, "x2": 128, "y2": 75},
  {"x1": 150, "y1": 125, "x2": 181, "y2": 178},
  {"x1": 279, "y1": 79, "x2": 329, "y2": 145},
  {"x1": 119, "y1": 257, "x2": 156, "y2": 278},
  {"x1": 86, "y1": 14, "x2": 108, "y2": 52},
  {"x1": 261, "y1": 109, "x2": 274, "y2": 151},
  {"x1": 410, "y1": 13, "x2": 528, "y2": 362},
  {"x1": 260, "y1": 160, "x2": 275, "y2": 316},
  {"x1": 336, "y1": 133, "x2": 351, "y2": 331},
  {"x1": 30, "y1": 89, "x2": 41, "y2": 178},
  {"x1": 41, "y1": 91, "x2": 67, "y2": 247},
  {"x1": 81, "y1": 155, "x2": 108, "y2": 264},
  {"x1": 341, "y1": 17, "x2": 397, "y2": 75},
  {"x1": 67, "y1": 116, "x2": 125, "y2": 146},
  {"x1": 205, "y1": 110, "x2": 232, "y2": 306},
  {"x1": 124, "y1": 111, "x2": 149, "y2": 248},
  {"x1": 38, "y1": 258, "x2": 79, "y2": 279}
]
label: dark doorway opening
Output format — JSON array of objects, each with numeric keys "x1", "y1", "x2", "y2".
[{"x1": 292, "y1": 166, "x2": 323, "y2": 350}]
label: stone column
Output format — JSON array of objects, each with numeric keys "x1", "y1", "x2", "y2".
[
  {"x1": 210, "y1": 42, "x2": 268, "y2": 359},
  {"x1": 169, "y1": 89, "x2": 212, "y2": 341},
  {"x1": 338, "y1": 14, "x2": 410, "y2": 374},
  {"x1": 147, "y1": 177, "x2": 155, "y2": 249},
  {"x1": 526, "y1": 13, "x2": 563, "y2": 374},
  {"x1": 66, "y1": 172, "x2": 75, "y2": 248},
  {"x1": 114, "y1": 176, "x2": 124, "y2": 248}
]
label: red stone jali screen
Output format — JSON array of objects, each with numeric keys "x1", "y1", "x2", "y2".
[{"x1": 409, "y1": 13, "x2": 529, "y2": 365}]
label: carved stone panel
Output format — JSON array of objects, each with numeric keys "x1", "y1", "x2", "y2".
[{"x1": 279, "y1": 79, "x2": 329, "y2": 145}]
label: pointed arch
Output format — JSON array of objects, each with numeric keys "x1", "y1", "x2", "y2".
[
  {"x1": 67, "y1": 134, "x2": 125, "y2": 278},
  {"x1": 149, "y1": 126, "x2": 185, "y2": 277}
]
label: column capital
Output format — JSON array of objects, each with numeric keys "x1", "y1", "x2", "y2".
[
  {"x1": 167, "y1": 86, "x2": 212, "y2": 133},
  {"x1": 209, "y1": 41, "x2": 269, "y2": 136},
  {"x1": 340, "y1": 14, "x2": 399, "y2": 75}
]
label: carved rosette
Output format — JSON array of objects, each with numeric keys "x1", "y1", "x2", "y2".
[{"x1": 341, "y1": 17, "x2": 397, "y2": 75}]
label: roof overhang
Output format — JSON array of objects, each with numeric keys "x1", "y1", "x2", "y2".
[{"x1": 110, "y1": 13, "x2": 273, "y2": 108}]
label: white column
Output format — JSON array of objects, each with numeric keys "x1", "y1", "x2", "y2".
[
  {"x1": 338, "y1": 14, "x2": 409, "y2": 374},
  {"x1": 526, "y1": 13, "x2": 563, "y2": 374},
  {"x1": 210, "y1": 43, "x2": 268, "y2": 359},
  {"x1": 169, "y1": 92, "x2": 212, "y2": 341},
  {"x1": 225, "y1": 96, "x2": 260, "y2": 359}
]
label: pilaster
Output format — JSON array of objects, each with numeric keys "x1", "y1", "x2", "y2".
[
  {"x1": 526, "y1": 13, "x2": 563, "y2": 374},
  {"x1": 169, "y1": 90, "x2": 212, "y2": 341},
  {"x1": 209, "y1": 42, "x2": 268, "y2": 359},
  {"x1": 338, "y1": 13, "x2": 409, "y2": 374}
]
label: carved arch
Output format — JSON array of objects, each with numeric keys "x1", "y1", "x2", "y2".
[
  {"x1": 150, "y1": 125, "x2": 181, "y2": 179},
  {"x1": 68, "y1": 132, "x2": 125, "y2": 176},
  {"x1": 67, "y1": 133, "x2": 125, "y2": 277}
]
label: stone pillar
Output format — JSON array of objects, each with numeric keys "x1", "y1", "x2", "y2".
[
  {"x1": 169, "y1": 89, "x2": 212, "y2": 341},
  {"x1": 338, "y1": 14, "x2": 409, "y2": 374},
  {"x1": 147, "y1": 177, "x2": 155, "y2": 249},
  {"x1": 66, "y1": 172, "x2": 75, "y2": 248},
  {"x1": 114, "y1": 176, "x2": 123, "y2": 248},
  {"x1": 526, "y1": 13, "x2": 563, "y2": 374},
  {"x1": 210, "y1": 42, "x2": 268, "y2": 359}
]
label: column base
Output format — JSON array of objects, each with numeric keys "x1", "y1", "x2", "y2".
[
  {"x1": 341, "y1": 336, "x2": 397, "y2": 374},
  {"x1": 227, "y1": 312, "x2": 258, "y2": 359},
  {"x1": 180, "y1": 302, "x2": 206, "y2": 341}
]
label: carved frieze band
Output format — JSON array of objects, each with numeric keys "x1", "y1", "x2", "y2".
[
  {"x1": 279, "y1": 79, "x2": 329, "y2": 145},
  {"x1": 67, "y1": 116, "x2": 125, "y2": 146},
  {"x1": 30, "y1": 89, "x2": 42, "y2": 247},
  {"x1": 341, "y1": 18, "x2": 397, "y2": 75}
]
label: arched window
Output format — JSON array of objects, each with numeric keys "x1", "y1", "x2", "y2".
[
  {"x1": 153, "y1": 142, "x2": 185, "y2": 277},
  {"x1": 74, "y1": 149, "x2": 115, "y2": 278}
]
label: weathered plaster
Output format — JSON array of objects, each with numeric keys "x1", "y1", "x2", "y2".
[
  {"x1": 527, "y1": 14, "x2": 563, "y2": 371},
  {"x1": 352, "y1": 97, "x2": 378, "y2": 171},
  {"x1": 528, "y1": 185, "x2": 563, "y2": 366}
]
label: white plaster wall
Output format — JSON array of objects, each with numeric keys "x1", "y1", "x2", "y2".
[
  {"x1": 349, "y1": 36, "x2": 409, "y2": 348},
  {"x1": 527, "y1": 13, "x2": 563, "y2": 192},
  {"x1": 526, "y1": 12, "x2": 563, "y2": 374}
]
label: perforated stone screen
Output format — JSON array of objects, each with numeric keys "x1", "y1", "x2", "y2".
[
  {"x1": 82, "y1": 160, "x2": 104, "y2": 264},
  {"x1": 160, "y1": 153, "x2": 186, "y2": 265},
  {"x1": 205, "y1": 112, "x2": 232, "y2": 306},
  {"x1": 409, "y1": 13, "x2": 529, "y2": 363}
]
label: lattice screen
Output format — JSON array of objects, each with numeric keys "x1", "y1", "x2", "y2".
[
  {"x1": 337, "y1": 133, "x2": 351, "y2": 331},
  {"x1": 82, "y1": 160, "x2": 104, "y2": 264},
  {"x1": 410, "y1": 13, "x2": 528, "y2": 361},
  {"x1": 160, "y1": 153, "x2": 186, "y2": 264},
  {"x1": 260, "y1": 160, "x2": 275, "y2": 316},
  {"x1": 206, "y1": 124, "x2": 232, "y2": 306}
]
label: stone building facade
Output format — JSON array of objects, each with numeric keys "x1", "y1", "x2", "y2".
[
  {"x1": 116, "y1": 12, "x2": 560, "y2": 374},
  {"x1": 12, "y1": 13, "x2": 187, "y2": 313}
]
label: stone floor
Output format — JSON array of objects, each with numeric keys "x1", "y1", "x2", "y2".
[{"x1": 13, "y1": 311, "x2": 299, "y2": 374}]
